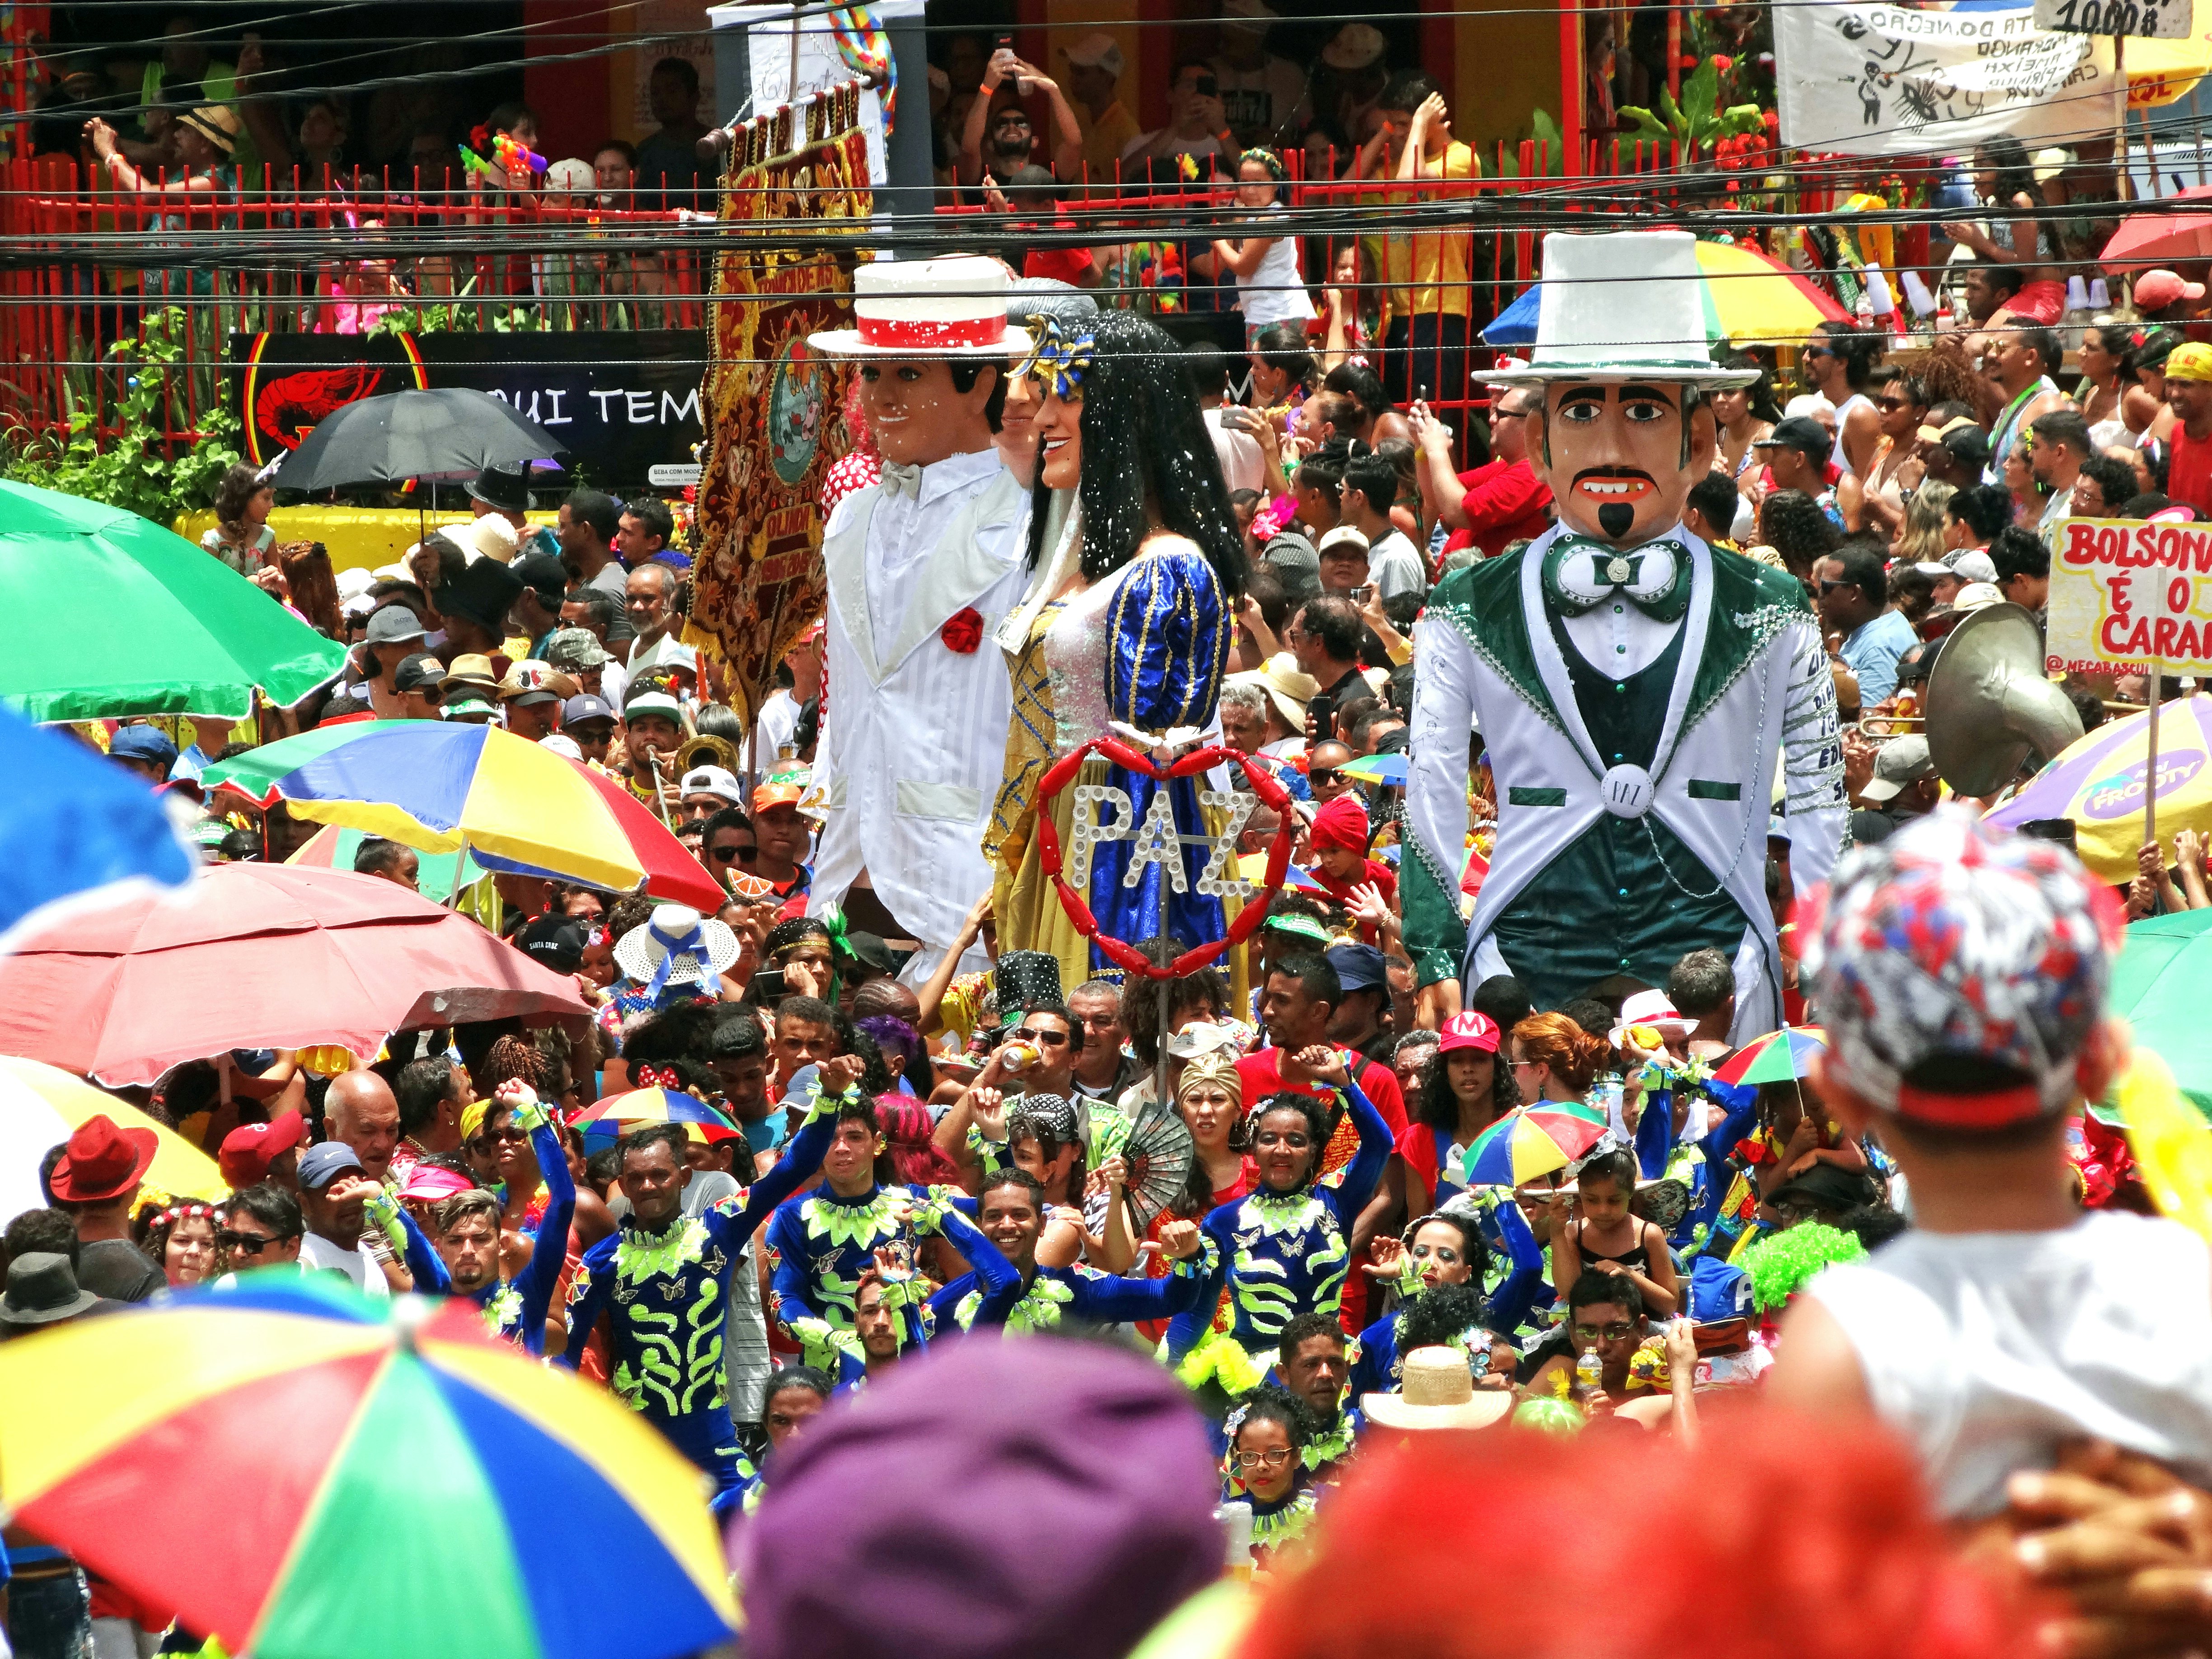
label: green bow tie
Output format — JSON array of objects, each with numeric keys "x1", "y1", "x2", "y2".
[{"x1": 1541, "y1": 534, "x2": 1692, "y2": 624}]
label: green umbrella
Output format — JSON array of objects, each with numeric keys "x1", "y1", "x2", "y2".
[
  {"x1": 2109, "y1": 910, "x2": 2212, "y2": 1119},
  {"x1": 0, "y1": 479, "x2": 347, "y2": 721}
]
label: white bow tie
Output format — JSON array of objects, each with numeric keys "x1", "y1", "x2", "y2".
[{"x1": 880, "y1": 462, "x2": 925, "y2": 501}]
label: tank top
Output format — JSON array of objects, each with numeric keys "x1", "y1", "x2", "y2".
[
  {"x1": 1809, "y1": 1213, "x2": 2212, "y2": 1519},
  {"x1": 1831, "y1": 392, "x2": 1872, "y2": 473},
  {"x1": 1570, "y1": 1217, "x2": 1651, "y2": 1277}
]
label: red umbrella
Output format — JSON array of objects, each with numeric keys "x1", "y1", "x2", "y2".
[
  {"x1": 0, "y1": 863, "x2": 592, "y2": 1085},
  {"x1": 563, "y1": 756, "x2": 727, "y2": 912},
  {"x1": 2101, "y1": 186, "x2": 2212, "y2": 272}
]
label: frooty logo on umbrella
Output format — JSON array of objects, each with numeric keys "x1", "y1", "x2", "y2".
[{"x1": 2081, "y1": 750, "x2": 2206, "y2": 820}]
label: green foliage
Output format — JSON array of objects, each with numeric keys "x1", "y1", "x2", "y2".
[
  {"x1": 367, "y1": 279, "x2": 550, "y2": 338},
  {"x1": 1619, "y1": 58, "x2": 1771, "y2": 158},
  {"x1": 0, "y1": 308, "x2": 242, "y2": 525},
  {"x1": 1500, "y1": 110, "x2": 1569, "y2": 178}
]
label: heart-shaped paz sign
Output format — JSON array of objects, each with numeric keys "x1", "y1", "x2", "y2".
[{"x1": 1032, "y1": 736, "x2": 1298, "y2": 981}]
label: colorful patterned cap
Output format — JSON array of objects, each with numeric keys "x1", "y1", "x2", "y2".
[{"x1": 1804, "y1": 807, "x2": 2122, "y2": 1127}]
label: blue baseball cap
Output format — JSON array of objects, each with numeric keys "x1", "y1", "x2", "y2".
[
  {"x1": 1326, "y1": 941, "x2": 1390, "y2": 994},
  {"x1": 297, "y1": 1141, "x2": 366, "y2": 1191},
  {"x1": 109, "y1": 726, "x2": 179, "y2": 768}
]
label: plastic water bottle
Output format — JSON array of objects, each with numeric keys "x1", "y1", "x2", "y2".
[
  {"x1": 1576, "y1": 1350, "x2": 1603, "y2": 1397},
  {"x1": 1214, "y1": 1504, "x2": 1256, "y2": 1581}
]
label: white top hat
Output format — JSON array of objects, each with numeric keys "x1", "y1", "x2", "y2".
[
  {"x1": 1492, "y1": 231, "x2": 1755, "y2": 389},
  {"x1": 808, "y1": 256, "x2": 1037, "y2": 359}
]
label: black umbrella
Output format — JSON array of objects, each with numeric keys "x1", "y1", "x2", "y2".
[{"x1": 273, "y1": 388, "x2": 569, "y2": 490}]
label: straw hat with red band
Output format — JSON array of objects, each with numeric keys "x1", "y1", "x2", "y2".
[
  {"x1": 807, "y1": 256, "x2": 1036, "y2": 359},
  {"x1": 1438, "y1": 1010, "x2": 1501, "y2": 1056},
  {"x1": 50, "y1": 1114, "x2": 159, "y2": 1204}
]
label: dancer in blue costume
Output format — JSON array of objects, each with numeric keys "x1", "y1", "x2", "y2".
[
  {"x1": 987, "y1": 310, "x2": 1249, "y2": 991},
  {"x1": 764, "y1": 1085, "x2": 991, "y2": 1370},
  {"x1": 937, "y1": 1166, "x2": 1217, "y2": 1333},
  {"x1": 1348, "y1": 1209, "x2": 1544, "y2": 1401},
  {"x1": 557, "y1": 1059, "x2": 846, "y2": 1517},
  {"x1": 374, "y1": 1080, "x2": 574, "y2": 1353},
  {"x1": 1165, "y1": 1049, "x2": 1392, "y2": 1395}
]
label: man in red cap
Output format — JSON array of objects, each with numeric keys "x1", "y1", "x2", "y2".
[
  {"x1": 1307, "y1": 793, "x2": 1396, "y2": 946},
  {"x1": 47, "y1": 1114, "x2": 164, "y2": 1303},
  {"x1": 218, "y1": 1111, "x2": 308, "y2": 1194}
]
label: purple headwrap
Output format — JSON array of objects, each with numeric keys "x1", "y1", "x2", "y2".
[{"x1": 733, "y1": 1340, "x2": 1222, "y2": 1659}]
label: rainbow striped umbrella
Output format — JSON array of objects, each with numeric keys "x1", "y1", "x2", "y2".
[
  {"x1": 574, "y1": 1087, "x2": 743, "y2": 1148},
  {"x1": 203, "y1": 720, "x2": 723, "y2": 906},
  {"x1": 1483, "y1": 239, "x2": 1851, "y2": 350},
  {"x1": 0, "y1": 1056, "x2": 224, "y2": 1226},
  {"x1": 1712, "y1": 1026, "x2": 1828, "y2": 1087},
  {"x1": 0, "y1": 1278, "x2": 734, "y2": 1659},
  {"x1": 1462, "y1": 1100, "x2": 1610, "y2": 1187}
]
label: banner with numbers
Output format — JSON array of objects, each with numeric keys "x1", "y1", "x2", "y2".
[{"x1": 1775, "y1": 1, "x2": 2125, "y2": 156}]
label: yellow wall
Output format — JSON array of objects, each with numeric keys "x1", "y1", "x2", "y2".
[
  {"x1": 1456, "y1": 0, "x2": 1567, "y2": 159},
  {"x1": 173, "y1": 506, "x2": 560, "y2": 574}
]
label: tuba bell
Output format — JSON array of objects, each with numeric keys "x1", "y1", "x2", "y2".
[
  {"x1": 675, "y1": 732, "x2": 742, "y2": 779},
  {"x1": 1924, "y1": 602, "x2": 2085, "y2": 797}
]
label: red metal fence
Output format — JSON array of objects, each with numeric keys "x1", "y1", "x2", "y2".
[{"x1": 0, "y1": 138, "x2": 1729, "y2": 459}]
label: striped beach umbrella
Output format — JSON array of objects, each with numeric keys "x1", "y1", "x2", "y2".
[{"x1": 0, "y1": 1278, "x2": 734, "y2": 1659}]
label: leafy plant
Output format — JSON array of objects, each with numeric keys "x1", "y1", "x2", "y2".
[
  {"x1": 366, "y1": 278, "x2": 551, "y2": 338},
  {"x1": 0, "y1": 308, "x2": 241, "y2": 525},
  {"x1": 1618, "y1": 56, "x2": 1767, "y2": 160}
]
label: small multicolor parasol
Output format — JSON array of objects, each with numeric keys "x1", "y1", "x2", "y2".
[
  {"x1": 572, "y1": 1087, "x2": 743, "y2": 1148},
  {"x1": 1711, "y1": 1026, "x2": 1827, "y2": 1087},
  {"x1": 1461, "y1": 1100, "x2": 1610, "y2": 1187}
]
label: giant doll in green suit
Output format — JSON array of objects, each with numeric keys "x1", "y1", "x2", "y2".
[{"x1": 1403, "y1": 231, "x2": 1846, "y2": 1036}]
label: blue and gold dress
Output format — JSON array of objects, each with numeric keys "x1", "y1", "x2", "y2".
[{"x1": 989, "y1": 530, "x2": 1238, "y2": 991}]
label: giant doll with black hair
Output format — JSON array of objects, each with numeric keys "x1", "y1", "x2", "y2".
[
  {"x1": 984, "y1": 308, "x2": 1251, "y2": 991},
  {"x1": 1402, "y1": 232, "x2": 1846, "y2": 1037}
]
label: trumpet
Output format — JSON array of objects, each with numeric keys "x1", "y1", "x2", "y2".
[{"x1": 676, "y1": 732, "x2": 742, "y2": 778}]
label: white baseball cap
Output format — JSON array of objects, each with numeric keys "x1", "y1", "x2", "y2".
[
  {"x1": 680, "y1": 765, "x2": 746, "y2": 806},
  {"x1": 1062, "y1": 33, "x2": 1125, "y2": 75}
]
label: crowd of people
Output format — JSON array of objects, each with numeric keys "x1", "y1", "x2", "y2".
[{"x1": 11, "y1": 36, "x2": 2212, "y2": 1645}]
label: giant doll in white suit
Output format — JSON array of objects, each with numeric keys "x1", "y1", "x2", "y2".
[
  {"x1": 805, "y1": 258, "x2": 1034, "y2": 977},
  {"x1": 1402, "y1": 231, "x2": 1845, "y2": 1040}
]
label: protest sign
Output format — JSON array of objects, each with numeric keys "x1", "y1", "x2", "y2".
[
  {"x1": 1775, "y1": 2, "x2": 2124, "y2": 155},
  {"x1": 685, "y1": 82, "x2": 871, "y2": 731},
  {"x1": 2046, "y1": 515, "x2": 2212, "y2": 675}
]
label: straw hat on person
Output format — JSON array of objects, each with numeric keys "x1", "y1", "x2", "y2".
[
  {"x1": 1361, "y1": 1345, "x2": 1516, "y2": 1430},
  {"x1": 1225, "y1": 652, "x2": 1319, "y2": 733},
  {"x1": 178, "y1": 105, "x2": 240, "y2": 157}
]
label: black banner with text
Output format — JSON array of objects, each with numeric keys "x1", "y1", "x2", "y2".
[{"x1": 229, "y1": 330, "x2": 707, "y2": 488}]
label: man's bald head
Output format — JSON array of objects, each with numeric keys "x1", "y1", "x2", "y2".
[{"x1": 326, "y1": 1071, "x2": 402, "y2": 1182}]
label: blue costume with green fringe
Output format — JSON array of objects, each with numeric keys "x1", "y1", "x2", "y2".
[
  {"x1": 557, "y1": 1092, "x2": 836, "y2": 1516},
  {"x1": 1163, "y1": 1073, "x2": 1392, "y2": 1393}
]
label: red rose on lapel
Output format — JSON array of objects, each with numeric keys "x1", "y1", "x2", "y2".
[{"x1": 940, "y1": 607, "x2": 984, "y2": 655}]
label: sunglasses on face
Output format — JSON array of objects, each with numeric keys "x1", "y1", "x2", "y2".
[
  {"x1": 1818, "y1": 578, "x2": 1849, "y2": 594},
  {"x1": 1875, "y1": 397, "x2": 1909, "y2": 411},
  {"x1": 1011, "y1": 1026, "x2": 1070, "y2": 1047},
  {"x1": 1573, "y1": 1320, "x2": 1637, "y2": 1341},
  {"x1": 481, "y1": 1123, "x2": 528, "y2": 1144},
  {"x1": 218, "y1": 1228, "x2": 295, "y2": 1255},
  {"x1": 1308, "y1": 768, "x2": 1342, "y2": 787},
  {"x1": 710, "y1": 843, "x2": 758, "y2": 863}
]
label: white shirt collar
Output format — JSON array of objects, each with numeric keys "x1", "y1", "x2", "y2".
[{"x1": 914, "y1": 447, "x2": 1004, "y2": 508}]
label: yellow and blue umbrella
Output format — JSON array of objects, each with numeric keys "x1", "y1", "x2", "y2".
[
  {"x1": 203, "y1": 721, "x2": 724, "y2": 906},
  {"x1": 1987, "y1": 694, "x2": 2212, "y2": 884},
  {"x1": 0, "y1": 1056, "x2": 224, "y2": 1225},
  {"x1": 0, "y1": 1278, "x2": 734, "y2": 1659},
  {"x1": 1462, "y1": 1100, "x2": 1610, "y2": 1187}
]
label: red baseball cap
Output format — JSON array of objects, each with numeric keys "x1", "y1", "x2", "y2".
[
  {"x1": 218, "y1": 1111, "x2": 309, "y2": 1189},
  {"x1": 1437, "y1": 1010, "x2": 1501, "y2": 1055},
  {"x1": 49, "y1": 1113, "x2": 158, "y2": 1204}
]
